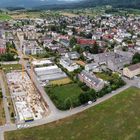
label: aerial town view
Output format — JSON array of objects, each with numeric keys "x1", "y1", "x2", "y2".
[{"x1": 0, "y1": 0, "x2": 140, "y2": 140}]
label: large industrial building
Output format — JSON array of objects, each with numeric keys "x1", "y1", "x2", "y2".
[{"x1": 34, "y1": 65, "x2": 67, "y2": 83}]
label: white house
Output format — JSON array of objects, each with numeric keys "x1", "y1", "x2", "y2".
[
  {"x1": 22, "y1": 40, "x2": 43, "y2": 55},
  {"x1": 60, "y1": 56, "x2": 80, "y2": 72}
]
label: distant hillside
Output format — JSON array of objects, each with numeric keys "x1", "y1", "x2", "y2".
[
  {"x1": 34, "y1": 0, "x2": 140, "y2": 10},
  {"x1": 81, "y1": 0, "x2": 140, "y2": 8}
]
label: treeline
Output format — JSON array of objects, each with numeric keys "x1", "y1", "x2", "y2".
[
  {"x1": 34, "y1": 0, "x2": 140, "y2": 10},
  {"x1": 0, "y1": 42, "x2": 18, "y2": 62}
]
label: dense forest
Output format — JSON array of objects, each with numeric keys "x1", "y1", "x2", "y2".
[{"x1": 35, "y1": 0, "x2": 140, "y2": 10}]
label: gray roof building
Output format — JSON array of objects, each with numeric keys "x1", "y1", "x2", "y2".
[{"x1": 78, "y1": 70, "x2": 104, "y2": 91}]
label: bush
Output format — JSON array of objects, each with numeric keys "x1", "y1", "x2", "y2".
[
  {"x1": 0, "y1": 91, "x2": 3, "y2": 98},
  {"x1": 11, "y1": 112, "x2": 14, "y2": 118},
  {"x1": 132, "y1": 53, "x2": 140, "y2": 64},
  {"x1": 81, "y1": 85, "x2": 90, "y2": 91},
  {"x1": 79, "y1": 90, "x2": 96, "y2": 104}
]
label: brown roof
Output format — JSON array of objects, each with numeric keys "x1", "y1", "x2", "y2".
[{"x1": 128, "y1": 63, "x2": 140, "y2": 71}]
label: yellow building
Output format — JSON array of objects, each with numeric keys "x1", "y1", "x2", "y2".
[{"x1": 123, "y1": 63, "x2": 140, "y2": 79}]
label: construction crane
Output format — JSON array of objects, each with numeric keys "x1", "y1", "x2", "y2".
[{"x1": 9, "y1": 48, "x2": 36, "y2": 80}]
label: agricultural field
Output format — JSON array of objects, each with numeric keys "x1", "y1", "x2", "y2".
[
  {"x1": 50, "y1": 78, "x2": 72, "y2": 85},
  {"x1": 10, "y1": 12, "x2": 41, "y2": 19},
  {"x1": 0, "y1": 14, "x2": 12, "y2": 20},
  {"x1": 60, "y1": 12, "x2": 78, "y2": 17},
  {"x1": 5, "y1": 87, "x2": 140, "y2": 140}
]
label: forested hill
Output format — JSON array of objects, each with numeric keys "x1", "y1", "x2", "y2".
[
  {"x1": 81, "y1": 0, "x2": 140, "y2": 8},
  {"x1": 35, "y1": 0, "x2": 140, "y2": 10}
]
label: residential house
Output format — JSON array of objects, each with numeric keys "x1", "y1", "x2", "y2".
[
  {"x1": 22, "y1": 40, "x2": 43, "y2": 55},
  {"x1": 85, "y1": 63, "x2": 100, "y2": 72},
  {"x1": 78, "y1": 70, "x2": 104, "y2": 91},
  {"x1": 60, "y1": 56, "x2": 80, "y2": 72},
  {"x1": 59, "y1": 39, "x2": 70, "y2": 48},
  {"x1": 57, "y1": 47, "x2": 68, "y2": 56},
  {"x1": 65, "y1": 51, "x2": 80, "y2": 60},
  {"x1": 123, "y1": 63, "x2": 140, "y2": 79},
  {"x1": 0, "y1": 39, "x2": 6, "y2": 54},
  {"x1": 77, "y1": 38, "x2": 96, "y2": 48}
]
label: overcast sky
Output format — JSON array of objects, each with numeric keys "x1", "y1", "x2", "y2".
[{"x1": 0, "y1": 0, "x2": 82, "y2": 8}]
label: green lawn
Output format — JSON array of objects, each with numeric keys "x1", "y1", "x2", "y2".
[
  {"x1": 1, "y1": 64, "x2": 22, "y2": 73},
  {"x1": 49, "y1": 84, "x2": 82, "y2": 101},
  {"x1": 46, "y1": 83, "x2": 83, "y2": 110},
  {"x1": 95, "y1": 72, "x2": 112, "y2": 81},
  {"x1": 5, "y1": 87, "x2": 140, "y2": 140}
]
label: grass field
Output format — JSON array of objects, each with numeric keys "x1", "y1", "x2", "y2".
[
  {"x1": 60, "y1": 12, "x2": 78, "y2": 17},
  {"x1": 10, "y1": 12, "x2": 41, "y2": 19},
  {"x1": 5, "y1": 87, "x2": 140, "y2": 140},
  {"x1": 0, "y1": 86, "x2": 5, "y2": 125},
  {"x1": 46, "y1": 83, "x2": 82, "y2": 103},
  {"x1": 1, "y1": 64, "x2": 22, "y2": 73},
  {"x1": 46, "y1": 83, "x2": 83, "y2": 110},
  {"x1": 0, "y1": 14, "x2": 12, "y2": 20},
  {"x1": 95, "y1": 72, "x2": 112, "y2": 81},
  {"x1": 0, "y1": 71, "x2": 15, "y2": 123},
  {"x1": 50, "y1": 78, "x2": 72, "y2": 85}
]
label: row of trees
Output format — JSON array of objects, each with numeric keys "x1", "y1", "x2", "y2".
[
  {"x1": 0, "y1": 90, "x2": 3, "y2": 98},
  {"x1": 0, "y1": 42, "x2": 18, "y2": 62},
  {"x1": 132, "y1": 53, "x2": 140, "y2": 64}
]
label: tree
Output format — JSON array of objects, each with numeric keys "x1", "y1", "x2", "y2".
[
  {"x1": 72, "y1": 27, "x2": 77, "y2": 35},
  {"x1": 79, "y1": 93, "x2": 89, "y2": 104},
  {"x1": 132, "y1": 53, "x2": 140, "y2": 64},
  {"x1": 70, "y1": 37, "x2": 77, "y2": 47},
  {"x1": 11, "y1": 112, "x2": 14, "y2": 118},
  {"x1": 79, "y1": 89, "x2": 97, "y2": 104},
  {"x1": 73, "y1": 45, "x2": 83, "y2": 53},
  {"x1": 86, "y1": 33, "x2": 92, "y2": 39},
  {"x1": 90, "y1": 44, "x2": 99, "y2": 54},
  {"x1": 0, "y1": 91, "x2": 3, "y2": 98},
  {"x1": 81, "y1": 84, "x2": 90, "y2": 91}
]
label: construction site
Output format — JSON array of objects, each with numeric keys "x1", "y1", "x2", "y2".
[{"x1": 6, "y1": 70, "x2": 50, "y2": 123}]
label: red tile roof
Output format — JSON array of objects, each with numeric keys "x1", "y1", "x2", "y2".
[
  {"x1": 77, "y1": 39, "x2": 96, "y2": 45},
  {"x1": 0, "y1": 48, "x2": 6, "y2": 54}
]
